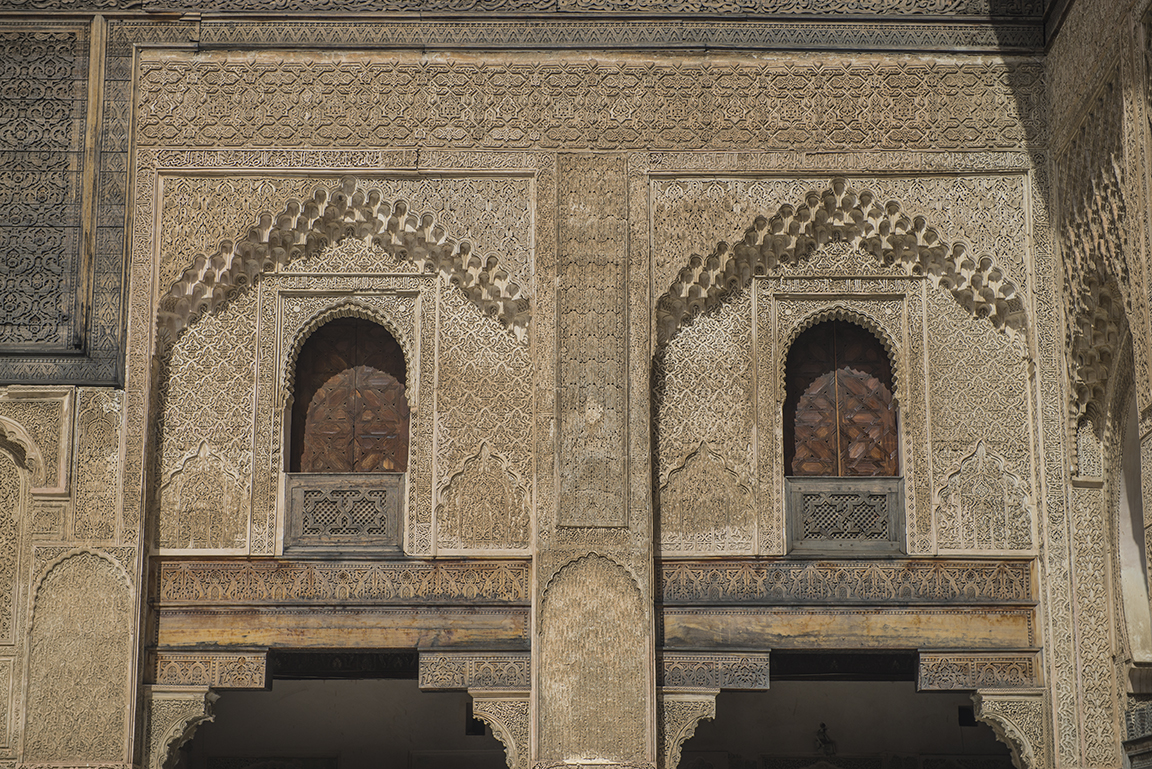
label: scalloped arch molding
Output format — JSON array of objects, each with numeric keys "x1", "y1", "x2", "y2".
[
  {"x1": 158, "y1": 176, "x2": 530, "y2": 344},
  {"x1": 655, "y1": 177, "x2": 1025, "y2": 345},
  {"x1": 160, "y1": 175, "x2": 1025, "y2": 353}
]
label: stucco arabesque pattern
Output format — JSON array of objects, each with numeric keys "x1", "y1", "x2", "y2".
[
  {"x1": 144, "y1": 687, "x2": 218, "y2": 769},
  {"x1": 152, "y1": 169, "x2": 538, "y2": 556},
  {"x1": 0, "y1": 397, "x2": 64, "y2": 490},
  {"x1": 471, "y1": 695, "x2": 529, "y2": 769},
  {"x1": 435, "y1": 286, "x2": 533, "y2": 553},
  {"x1": 658, "y1": 692, "x2": 716, "y2": 769},
  {"x1": 134, "y1": 55, "x2": 1045, "y2": 154},
  {"x1": 655, "y1": 177, "x2": 1025, "y2": 346},
  {"x1": 159, "y1": 176, "x2": 530, "y2": 345},
  {"x1": 119, "y1": 43, "x2": 1059, "y2": 755},
  {"x1": 655, "y1": 289, "x2": 755, "y2": 556},
  {"x1": 972, "y1": 691, "x2": 1048, "y2": 769},
  {"x1": 1062, "y1": 158, "x2": 1129, "y2": 423},
  {"x1": 651, "y1": 172, "x2": 1034, "y2": 556},
  {"x1": 134, "y1": 153, "x2": 547, "y2": 561}
]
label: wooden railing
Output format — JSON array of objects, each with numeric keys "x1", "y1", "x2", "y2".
[
  {"x1": 785, "y1": 476, "x2": 904, "y2": 554},
  {"x1": 284, "y1": 472, "x2": 404, "y2": 553}
]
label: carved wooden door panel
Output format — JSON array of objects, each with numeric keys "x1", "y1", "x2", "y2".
[
  {"x1": 792, "y1": 370, "x2": 840, "y2": 476},
  {"x1": 302, "y1": 367, "x2": 357, "y2": 472},
  {"x1": 786, "y1": 321, "x2": 898, "y2": 477},
  {"x1": 353, "y1": 368, "x2": 409, "y2": 472},
  {"x1": 293, "y1": 318, "x2": 409, "y2": 473}
]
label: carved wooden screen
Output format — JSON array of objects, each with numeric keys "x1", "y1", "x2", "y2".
[
  {"x1": 290, "y1": 317, "x2": 409, "y2": 473},
  {"x1": 784, "y1": 320, "x2": 898, "y2": 477}
]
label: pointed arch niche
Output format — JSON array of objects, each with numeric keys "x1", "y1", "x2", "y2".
[{"x1": 653, "y1": 177, "x2": 1029, "y2": 558}]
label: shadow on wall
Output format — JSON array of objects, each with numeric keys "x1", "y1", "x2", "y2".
[
  {"x1": 680, "y1": 680, "x2": 1012, "y2": 769},
  {"x1": 181, "y1": 679, "x2": 505, "y2": 769}
]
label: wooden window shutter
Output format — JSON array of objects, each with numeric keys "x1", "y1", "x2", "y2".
[
  {"x1": 785, "y1": 320, "x2": 898, "y2": 477},
  {"x1": 290, "y1": 317, "x2": 410, "y2": 473}
]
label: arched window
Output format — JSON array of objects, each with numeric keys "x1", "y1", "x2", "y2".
[
  {"x1": 290, "y1": 317, "x2": 409, "y2": 473},
  {"x1": 783, "y1": 320, "x2": 902, "y2": 553},
  {"x1": 784, "y1": 320, "x2": 898, "y2": 477}
]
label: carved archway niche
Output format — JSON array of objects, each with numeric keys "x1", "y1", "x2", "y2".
[
  {"x1": 282, "y1": 300, "x2": 417, "y2": 409},
  {"x1": 1061, "y1": 159, "x2": 1136, "y2": 427},
  {"x1": 782, "y1": 316, "x2": 899, "y2": 478},
  {"x1": 156, "y1": 176, "x2": 530, "y2": 345},
  {"x1": 655, "y1": 177, "x2": 1025, "y2": 346}
]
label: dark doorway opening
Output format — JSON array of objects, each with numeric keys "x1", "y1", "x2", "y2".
[{"x1": 179, "y1": 651, "x2": 505, "y2": 769}]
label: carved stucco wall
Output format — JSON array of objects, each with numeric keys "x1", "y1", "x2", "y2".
[
  {"x1": 0, "y1": 453, "x2": 20, "y2": 754},
  {"x1": 0, "y1": 390, "x2": 77, "y2": 763},
  {"x1": 0, "y1": 385, "x2": 144, "y2": 766},
  {"x1": 0, "y1": 455, "x2": 21, "y2": 652},
  {"x1": 928, "y1": 290, "x2": 1034, "y2": 553},
  {"x1": 156, "y1": 289, "x2": 256, "y2": 550},
  {"x1": 74, "y1": 388, "x2": 124, "y2": 542},
  {"x1": 10, "y1": 4, "x2": 1152, "y2": 764},
  {"x1": 86, "y1": 35, "x2": 1152, "y2": 769},
  {"x1": 154, "y1": 174, "x2": 535, "y2": 556},
  {"x1": 1046, "y1": 0, "x2": 1152, "y2": 765},
  {"x1": 655, "y1": 290, "x2": 755, "y2": 555},
  {"x1": 0, "y1": 27, "x2": 89, "y2": 356},
  {"x1": 435, "y1": 287, "x2": 533, "y2": 553},
  {"x1": 652, "y1": 175, "x2": 1035, "y2": 557}
]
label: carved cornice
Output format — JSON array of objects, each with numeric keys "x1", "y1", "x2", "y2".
[
  {"x1": 149, "y1": 650, "x2": 268, "y2": 689},
  {"x1": 148, "y1": 0, "x2": 1044, "y2": 15},
  {"x1": 192, "y1": 19, "x2": 1043, "y2": 53},
  {"x1": 918, "y1": 651, "x2": 1040, "y2": 691},
  {"x1": 660, "y1": 558, "x2": 1033, "y2": 605},
  {"x1": 419, "y1": 652, "x2": 530, "y2": 690},
  {"x1": 158, "y1": 177, "x2": 529, "y2": 345},
  {"x1": 656, "y1": 177, "x2": 1024, "y2": 345},
  {"x1": 155, "y1": 558, "x2": 531, "y2": 605},
  {"x1": 660, "y1": 652, "x2": 770, "y2": 690}
]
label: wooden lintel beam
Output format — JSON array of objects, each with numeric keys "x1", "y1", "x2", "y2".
[
  {"x1": 157, "y1": 606, "x2": 530, "y2": 650},
  {"x1": 663, "y1": 606, "x2": 1035, "y2": 651}
]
